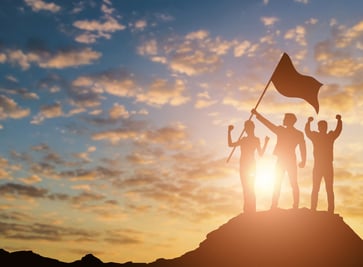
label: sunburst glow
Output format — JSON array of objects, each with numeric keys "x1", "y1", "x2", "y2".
[{"x1": 255, "y1": 157, "x2": 275, "y2": 194}]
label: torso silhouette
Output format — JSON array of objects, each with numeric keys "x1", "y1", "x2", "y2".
[
  {"x1": 307, "y1": 131, "x2": 337, "y2": 164},
  {"x1": 273, "y1": 126, "x2": 304, "y2": 162},
  {"x1": 239, "y1": 136, "x2": 259, "y2": 167}
]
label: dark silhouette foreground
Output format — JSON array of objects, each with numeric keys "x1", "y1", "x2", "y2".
[{"x1": 2, "y1": 209, "x2": 363, "y2": 267}]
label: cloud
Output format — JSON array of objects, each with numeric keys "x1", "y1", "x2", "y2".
[
  {"x1": 72, "y1": 69, "x2": 137, "y2": 98},
  {"x1": 137, "y1": 39, "x2": 158, "y2": 56},
  {"x1": 126, "y1": 152, "x2": 156, "y2": 165},
  {"x1": 0, "y1": 157, "x2": 12, "y2": 180},
  {"x1": 72, "y1": 69, "x2": 190, "y2": 108},
  {"x1": 0, "y1": 183, "x2": 48, "y2": 198},
  {"x1": 31, "y1": 102, "x2": 63, "y2": 124},
  {"x1": 0, "y1": 53, "x2": 7, "y2": 63},
  {"x1": 74, "y1": 17, "x2": 125, "y2": 33},
  {"x1": 92, "y1": 129, "x2": 138, "y2": 144},
  {"x1": 294, "y1": 0, "x2": 309, "y2": 4},
  {"x1": 92, "y1": 122, "x2": 190, "y2": 151},
  {"x1": 260, "y1": 16, "x2": 279, "y2": 26},
  {"x1": 317, "y1": 57, "x2": 363, "y2": 77},
  {"x1": 185, "y1": 30, "x2": 209, "y2": 40},
  {"x1": 24, "y1": 0, "x2": 61, "y2": 13},
  {"x1": 284, "y1": 25, "x2": 307, "y2": 46},
  {"x1": 339, "y1": 20, "x2": 363, "y2": 47},
  {"x1": 109, "y1": 103, "x2": 130, "y2": 119},
  {"x1": 134, "y1": 20, "x2": 147, "y2": 31},
  {"x1": 137, "y1": 30, "x2": 235, "y2": 76},
  {"x1": 72, "y1": 146, "x2": 96, "y2": 163},
  {"x1": 73, "y1": 1, "x2": 126, "y2": 44},
  {"x1": 6, "y1": 48, "x2": 101, "y2": 70},
  {"x1": 315, "y1": 40, "x2": 363, "y2": 79},
  {"x1": 0, "y1": 220, "x2": 97, "y2": 242},
  {"x1": 0, "y1": 95, "x2": 30, "y2": 120},
  {"x1": 31, "y1": 143, "x2": 50, "y2": 151},
  {"x1": 114, "y1": 150, "x2": 240, "y2": 222},
  {"x1": 0, "y1": 87, "x2": 39, "y2": 100},
  {"x1": 195, "y1": 91, "x2": 218, "y2": 109},
  {"x1": 41, "y1": 48, "x2": 101, "y2": 69},
  {"x1": 104, "y1": 229, "x2": 143, "y2": 245},
  {"x1": 136, "y1": 79, "x2": 190, "y2": 107},
  {"x1": 20, "y1": 175, "x2": 42, "y2": 185},
  {"x1": 170, "y1": 50, "x2": 221, "y2": 75},
  {"x1": 234, "y1": 41, "x2": 252, "y2": 57}
]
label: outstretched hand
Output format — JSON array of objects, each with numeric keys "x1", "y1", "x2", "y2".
[
  {"x1": 228, "y1": 125, "x2": 234, "y2": 131},
  {"x1": 265, "y1": 136, "x2": 270, "y2": 143},
  {"x1": 336, "y1": 114, "x2": 341, "y2": 120}
]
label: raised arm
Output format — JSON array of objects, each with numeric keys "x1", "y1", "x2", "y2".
[
  {"x1": 331, "y1": 114, "x2": 342, "y2": 140},
  {"x1": 228, "y1": 125, "x2": 240, "y2": 147},
  {"x1": 304, "y1": 117, "x2": 314, "y2": 140},
  {"x1": 251, "y1": 109, "x2": 278, "y2": 134},
  {"x1": 257, "y1": 136, "x2": 270, "y2": 156}
]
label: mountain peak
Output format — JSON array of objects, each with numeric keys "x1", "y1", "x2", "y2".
[
  {"x1": 159, "y1": 208, "x2": 363, "y2": 267},
  {"x1": 71, "y1": 253, "x2": 103, "y2": 266}
]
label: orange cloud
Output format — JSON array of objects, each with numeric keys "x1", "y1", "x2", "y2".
[
  {"x1": 0, "y1": 95, "x2": 30, "y2": 120},
  {"x1": 6, "y1": 48, "x2": 101, "y2": 70},
  {"x1": 136, "y1": 79, "x2": 190, "y2": 106},
  {"x1": 24, "y1": 0, "x2": 61, "y2": 13}
]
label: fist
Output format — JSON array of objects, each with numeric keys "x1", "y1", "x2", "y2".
[
  {"x1": 251, "y1": 109, "x2": 257, "y2": 115},
  {"x1": 265, "y1": 136, "x2": 270, "y2": 142},
  {"x1": 307, "y1": 117, "x2": 313, "y2": 122},
  {"x1": 228, "y1": 125, "x2": 234, "y2": 131},
  {"x1": 336, "y1": 114, "x2": 341, "y2": 120}
]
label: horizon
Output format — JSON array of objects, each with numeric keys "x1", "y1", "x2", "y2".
[{"x1": 0, "y1": 0, "x2": 363, "y2": 264}]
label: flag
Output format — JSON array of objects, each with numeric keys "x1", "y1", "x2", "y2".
[{"x1": 271, "y1": 53, "x2": 322, "y2": 113}]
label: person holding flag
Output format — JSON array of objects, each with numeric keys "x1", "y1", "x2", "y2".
[
  {"x1": 226, "y1": 52, "x2": 322, "y2": 164},
  {"x1": 251, "y1": 109, "x2": 306, "y2": 210}
]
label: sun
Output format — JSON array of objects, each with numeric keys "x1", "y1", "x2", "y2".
[{"x1": 255, "y1": 157, "x2": 275, "y2": 194}]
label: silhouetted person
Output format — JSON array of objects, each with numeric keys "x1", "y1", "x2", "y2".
[
  {"x1": 251, "y1": 109, "x2": 306, "y2": 210},
  {"x1": 228, "y1": 120, "x2": 269, "y2": 213},
  {"x1": 305, "y1": 115, "x2": 342, "y2": 214}
]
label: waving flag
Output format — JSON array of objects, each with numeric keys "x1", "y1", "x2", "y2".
[
  {"x1": 227, "y1": 52, "x2": 322, "y2": 163},
  {"x1": 271, "y1": 53, "x2": 322, "y2": 113}
]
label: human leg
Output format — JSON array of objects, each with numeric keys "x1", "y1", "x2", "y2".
[
  {"x1": 288, "y1": 165, "x2": 299, "y2": 209},
  {"x1": 246, "y1": 174, "x2": 256, "y2": 212},
  {"x1": 324, "y1": 164, "x2": 334, "y2": 213},
  {"x1": 271, "y1": 161, "x2": 284, "y2": 209},
  {"x1": 311, "y1": 165, "x2": 323, "y2": 211}
]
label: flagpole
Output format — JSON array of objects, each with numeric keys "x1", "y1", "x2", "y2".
[{"x1": 226, "y1": 53, "x2": 284, "y2": 163}]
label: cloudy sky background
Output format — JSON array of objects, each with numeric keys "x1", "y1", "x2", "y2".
[{"x1": 1, "y1": 0, "x2": 363, "y2": 263}]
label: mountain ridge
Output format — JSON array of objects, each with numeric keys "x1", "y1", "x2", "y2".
[{"x1": 2, "y1": 208, "x2": 363, "y2": 267}]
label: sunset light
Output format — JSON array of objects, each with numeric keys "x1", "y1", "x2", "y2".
[
  {"x1": 0, "y1": 0, "x2": 363, "y2": 265},
  {"x1": 255, "y1": 157, "x2": 275, "y2": 194}
]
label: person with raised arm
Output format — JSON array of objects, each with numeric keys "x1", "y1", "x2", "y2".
[
  {"x1": 228, "y1": 120, "x2": 269, "y2": 213},
  {"x1": 305, "y1": 115, "x2": 342, "y2": 214},
  {"x1": 251, "y1": 109, "x2": 306, "y2": 210}
]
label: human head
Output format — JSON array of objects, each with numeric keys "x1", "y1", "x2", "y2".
[
  {"x1": 318, "y1": 120, "x2": 328, "y2": 133},
  {"x1": 283, "y1": 113, "x2": 297, "y2": 127},
  {"x1": 244, "y1": 120, "x2": 255, "y2": 135}
]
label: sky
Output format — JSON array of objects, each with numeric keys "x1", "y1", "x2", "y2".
[{"x1": 1, "y1": 0, "x2": 363, "y2": 264}]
